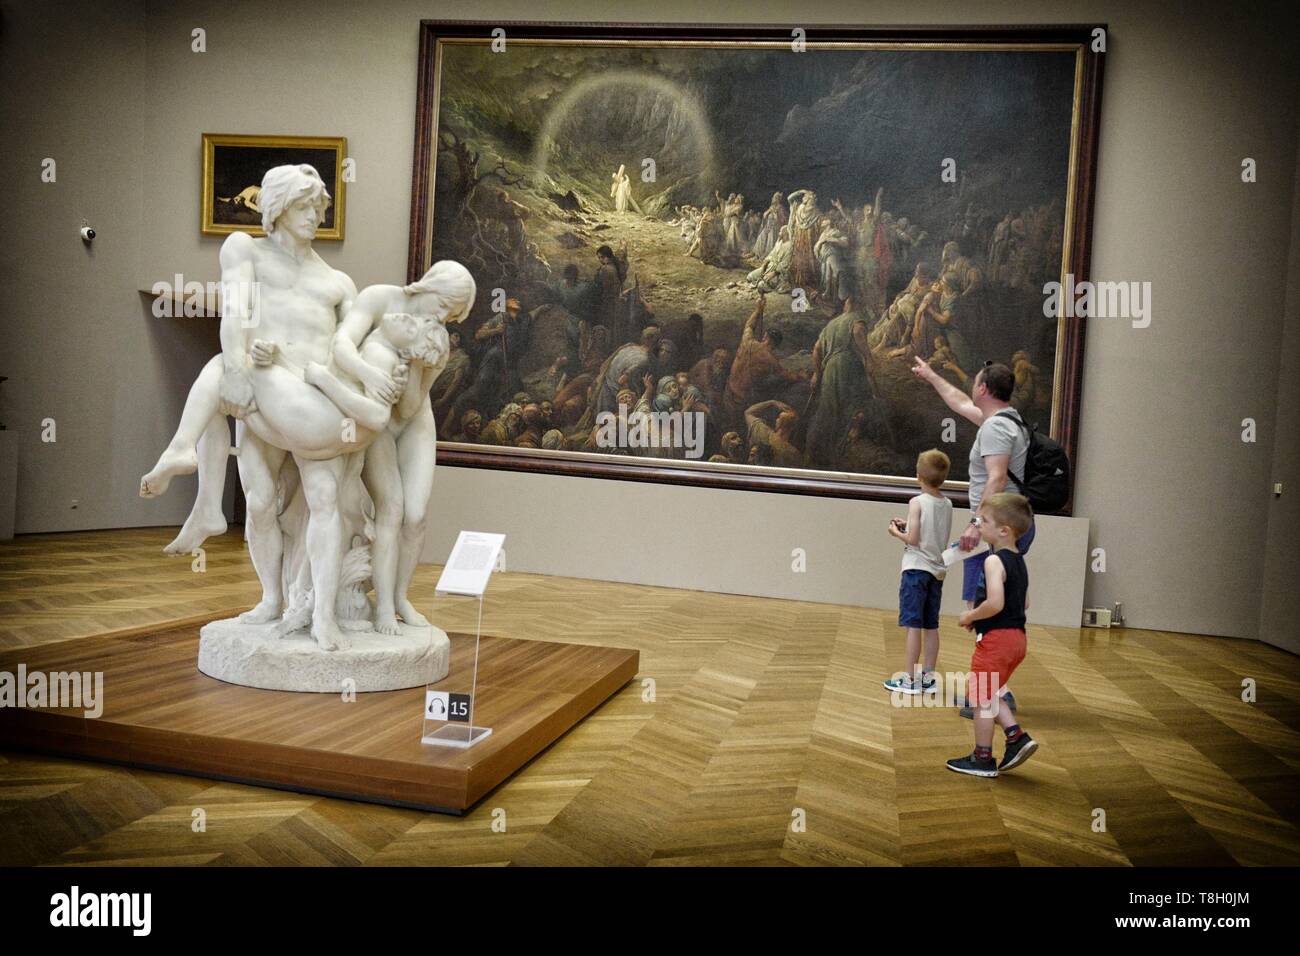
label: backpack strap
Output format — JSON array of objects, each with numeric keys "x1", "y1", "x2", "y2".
[{"x1": 992, "y1": 410, "x2": 1030, "y2": 492}]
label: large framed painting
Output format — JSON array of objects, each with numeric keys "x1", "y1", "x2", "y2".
[
  {"x1": 408, "y1": 21, "x2": 1103, "y2": 511},
  {"x1": 202, "y1": 133, "x2": 347, "y2": 239}
]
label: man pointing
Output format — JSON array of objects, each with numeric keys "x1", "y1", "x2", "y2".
[{"x1": 912, "y1": 355, "x2": 1035, "y2": 716}]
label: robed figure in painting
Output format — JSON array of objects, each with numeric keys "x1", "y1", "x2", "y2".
[
  {"x1": 751, "y1": 192, "x2": 788, "y2": 260},
  {"x1": 787, "y1": 189, "x2": 822, "y2": 291},
  {"x1": 806, "y1": 294, "x2": 890, "y2": 469},
  {"x1": 611, "y1": 165, "x2": 633, "y2": 213}
]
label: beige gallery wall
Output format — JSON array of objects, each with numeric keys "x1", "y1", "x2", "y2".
[
  {"x1": 0, "y1": 0, "x2": 1297, "y2": 645},
  {"x1": 1260, "y1": 135, "x2": 1300, "y2": 655}
]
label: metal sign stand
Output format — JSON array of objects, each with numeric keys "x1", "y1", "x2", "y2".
[
  {"x1": 420, "y1": 533, "x2": 505, "y2": 749},
  {"x1": 421, "y1": 591, "x2": 492, "y2": 749}
]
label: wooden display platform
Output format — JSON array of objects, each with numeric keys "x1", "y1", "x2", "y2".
[{"x1": 0, "y1": 615, "x2": 638, "y2": 813}]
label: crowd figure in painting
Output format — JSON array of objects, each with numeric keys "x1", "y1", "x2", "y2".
[{"x1": 431, "y1": 181, "x2": 1059, "y2": 472}]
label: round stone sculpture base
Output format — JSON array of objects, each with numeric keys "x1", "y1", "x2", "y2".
[{"x1": 197, "y1": 616, "x2": 450, "y2": 692}]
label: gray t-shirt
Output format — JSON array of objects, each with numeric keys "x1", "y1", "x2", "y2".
[
  {"x1": 901, "y1": 493, "x2": 955, "y2": 578},
  {"x1": 968, "y1": 408, "x2": 1029, "y2": 509}
]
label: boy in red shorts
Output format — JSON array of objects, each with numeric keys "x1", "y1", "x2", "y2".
[{"x1": 947, "y1": 492, "x2": 1038, "y2": 777}]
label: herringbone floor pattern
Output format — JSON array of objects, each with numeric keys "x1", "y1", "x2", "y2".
[{"x1": 1, "y1": 528, "x2": 1298, "y2": 866}]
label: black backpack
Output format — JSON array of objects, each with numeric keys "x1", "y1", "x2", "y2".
[{"x1": 994, "y1": 410, "x2": 1072, "y2": 514}]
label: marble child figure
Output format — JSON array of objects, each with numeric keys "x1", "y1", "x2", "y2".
[{"x1": 150, "y1": 311, "x2": 429, "y2": 482}]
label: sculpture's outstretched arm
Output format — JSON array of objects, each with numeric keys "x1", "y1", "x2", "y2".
[
  {"x1": 217, "y1": 232, "x2": 259, "y2": 418},
  {"x1": 302, "y1": 362, "x2": 395, "y2": 434}
]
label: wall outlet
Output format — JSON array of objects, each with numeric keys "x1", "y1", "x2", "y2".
[{"x1": 1082, "y1": 607, "x2": 1112, "y2": 628}]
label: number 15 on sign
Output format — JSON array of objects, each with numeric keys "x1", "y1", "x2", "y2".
[{"x1": 425, "y1": 690, "x2": 471, "y2": 723}]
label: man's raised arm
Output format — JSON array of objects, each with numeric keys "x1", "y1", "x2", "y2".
[
  {"x1": 744, "y1": 399, "x2": 788, "y2": 432},
  {"x1": 742, "y1": 294, "x2": 765, "y2": 346},
  {"x1": 911, "y1": 354, "x2": 982, "y2": 425}
]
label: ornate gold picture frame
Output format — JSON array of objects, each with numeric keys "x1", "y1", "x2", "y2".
[{"x1": 201, "y1": 133, "x2": 347, "y2": 240}]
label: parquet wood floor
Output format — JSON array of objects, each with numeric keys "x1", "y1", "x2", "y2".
[{"x1": 1, "y1": 528, "x2": 1297, "y2": 866}]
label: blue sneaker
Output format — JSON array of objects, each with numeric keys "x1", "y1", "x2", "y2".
[
  {"x1": 946, "y1": 751, "x2": 999, "y2": 777},
  {"x1": 883, "y1": 675, "x2": 920, "y2": 695},
  {"x1": 999, "y1": 732, "x2": 1038, "y2": 772}
]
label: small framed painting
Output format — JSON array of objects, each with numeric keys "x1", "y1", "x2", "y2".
[{"x1": 201, "y1": 133, "x2": 347, "y2": 240}]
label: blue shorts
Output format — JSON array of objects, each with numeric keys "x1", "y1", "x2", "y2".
[
  {"x1": 899, "y1": 569, "x2": 943, "y2": 629},
  {"x1": 962, "y1": 517, "x2": 1036, "y2": 602}
]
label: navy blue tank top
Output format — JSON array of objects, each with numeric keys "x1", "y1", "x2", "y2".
[{"x1": 975, "y1": 548, "x2": 1028, "y2": 636}]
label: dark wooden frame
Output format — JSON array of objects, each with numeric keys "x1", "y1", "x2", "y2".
[{"x1": 408, "y1": 20, "x2": 1104, "y2": 512}]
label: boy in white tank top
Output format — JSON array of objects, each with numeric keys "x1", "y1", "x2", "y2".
[{"x1": 883, "y1": 449, "x2": 954, "y2": 695}]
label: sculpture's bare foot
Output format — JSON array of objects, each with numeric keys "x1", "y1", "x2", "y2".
[
  {"x1": 311, "y1": 617, "x2": 344, "y2": 652},
  {"x1": 275, "y1": 603, "x2": 312, "y2": 636},
  {"x1": 163, "y1": 509, "x2": 227, "y2": 555},
  {"x1": 140, "y1": 447, "x2": 198, "y2": 498},
  {"x1": 396, "y1": 600, "x2": 430, "y2": 628},
  {"x1": 374, "y1": 613, "x2": 401, "y2": 636},
  {"x1": 239, "y1": 597, "x2": 283, "y2": 625},
  {"x1": 303, "y1": 361, "x2": 329, "y2": 388}
]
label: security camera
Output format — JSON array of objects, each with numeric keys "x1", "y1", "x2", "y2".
[{"x1": 80, "y1": 225, "x2": 96, "y2": 242}]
